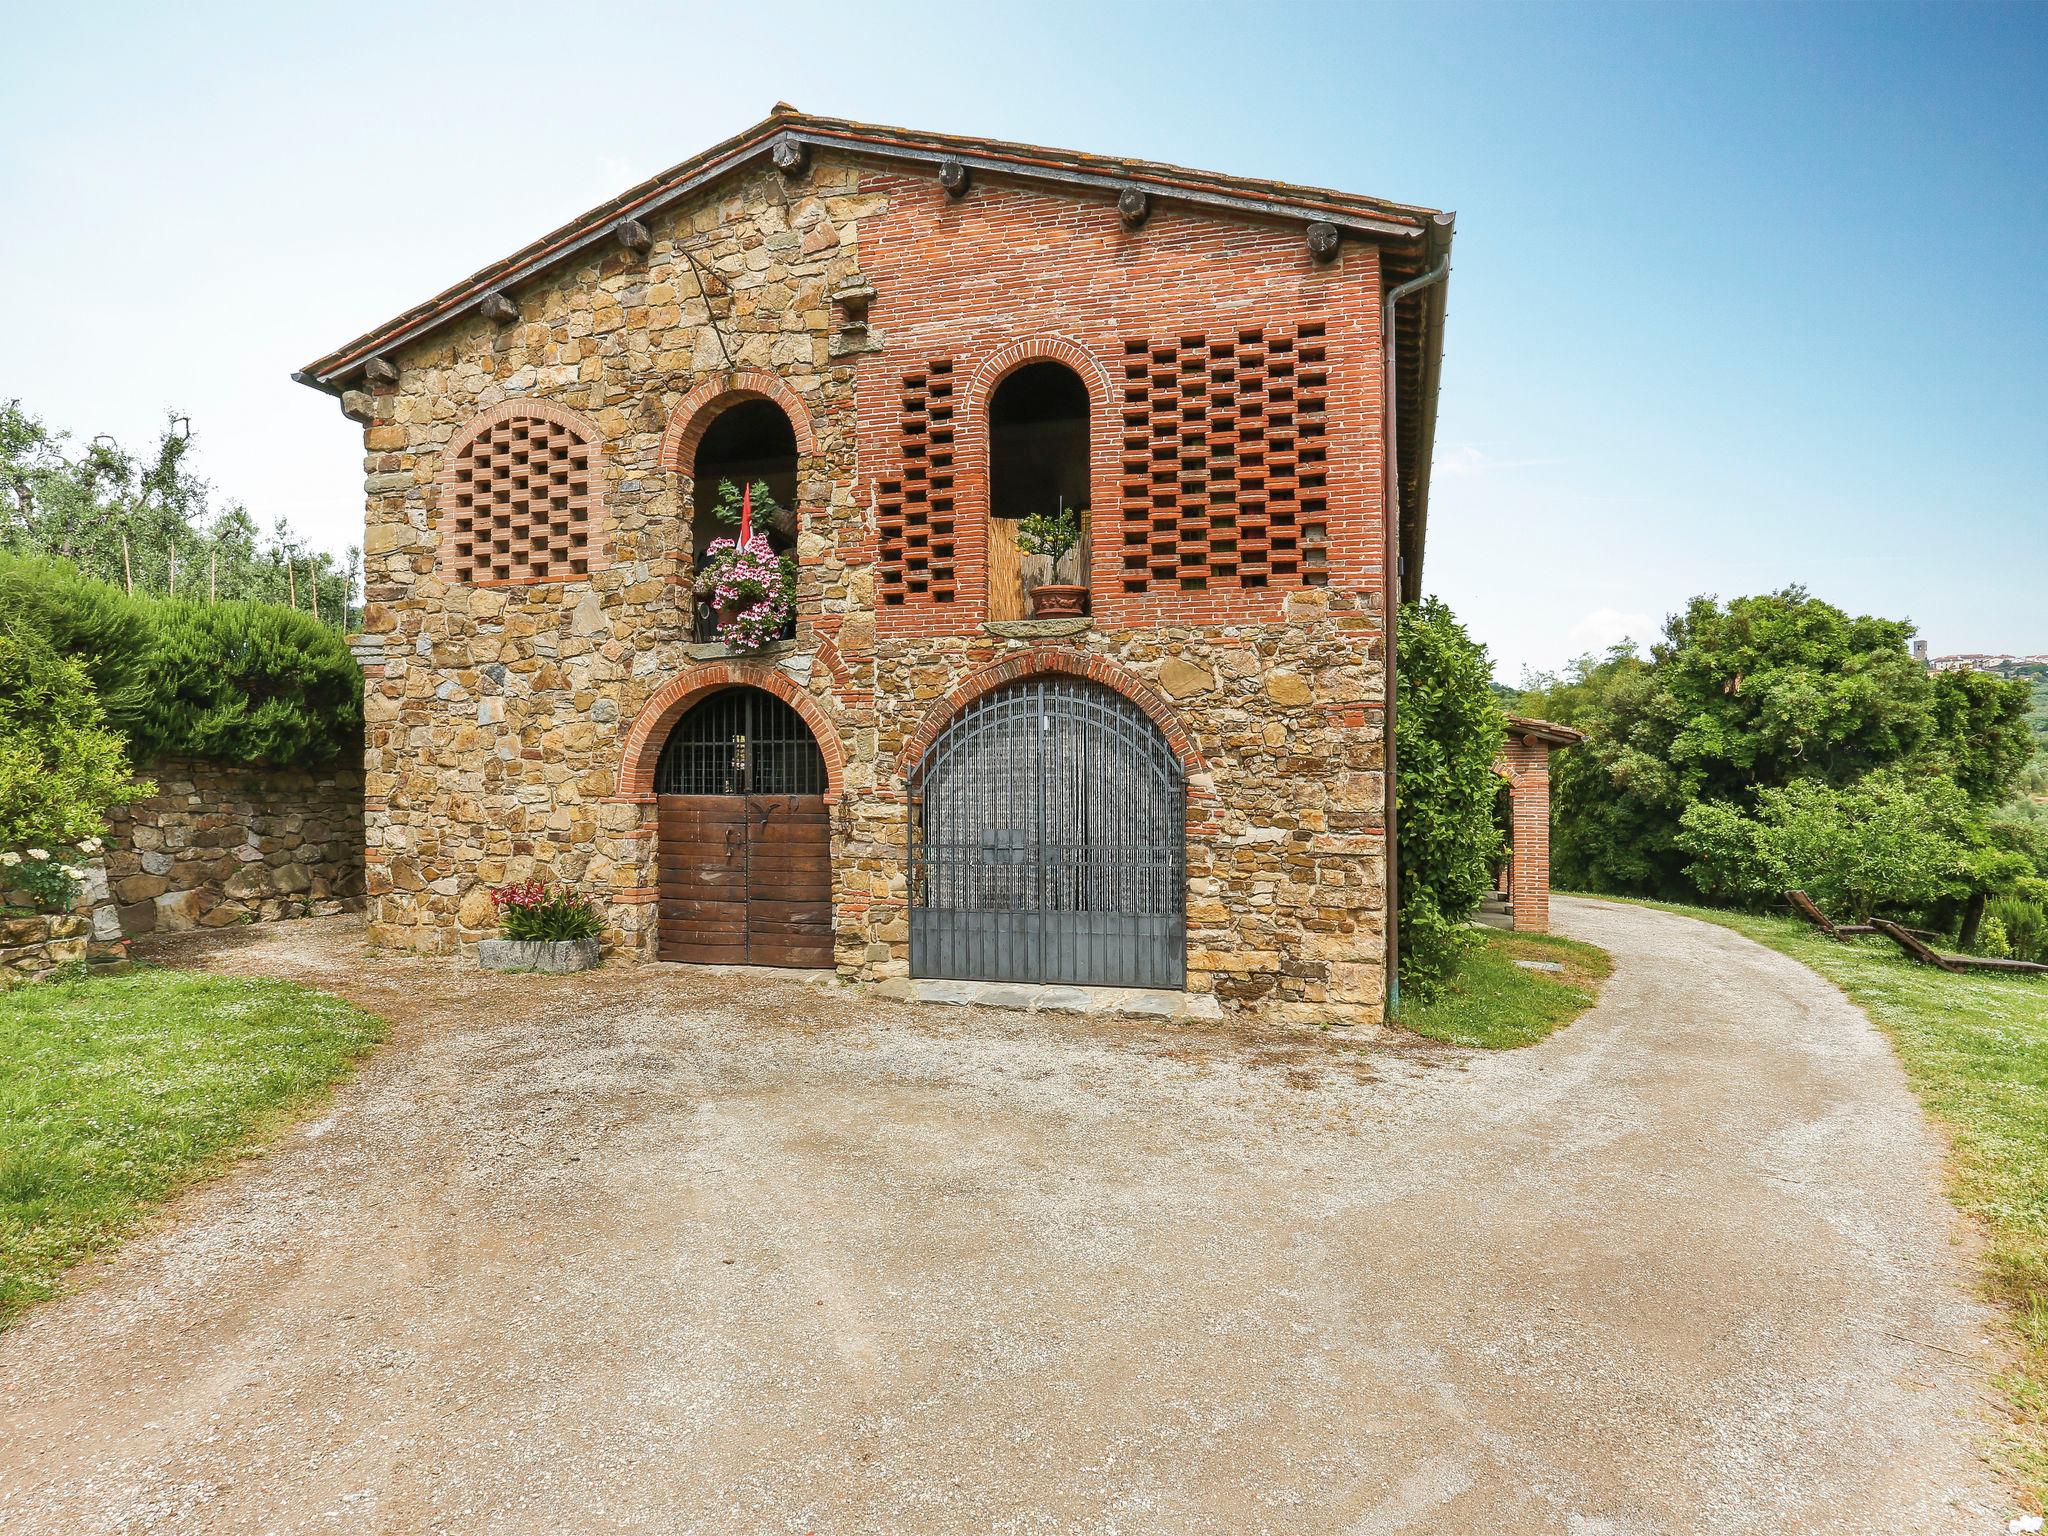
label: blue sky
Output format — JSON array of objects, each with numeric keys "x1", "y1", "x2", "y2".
[{"x1": 4, "y1": 1, "x2": 2041, "y2": 678}]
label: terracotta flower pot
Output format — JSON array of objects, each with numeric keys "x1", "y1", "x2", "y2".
[{"x1": 1028, "y1": 584, "x2": 1088, "y2": 618}]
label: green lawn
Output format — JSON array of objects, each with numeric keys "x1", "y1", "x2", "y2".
[
  {"x1": 1620, "y1": 897, "x2": 2048, "y2": 1501},
  {"x1": 1399, "y1": 927, "x2": 1614, "y2": 1049},
  {"x1": 0, "y1": 970, "x2": 386, "y2": 1327}
]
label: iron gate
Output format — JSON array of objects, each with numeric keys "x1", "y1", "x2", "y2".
[{"x1": 909, "y1": 677, "x2": 1185, "y2": 988}]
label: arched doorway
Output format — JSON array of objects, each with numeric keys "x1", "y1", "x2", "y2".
[
  {"x1": 909, "y1": 676, "x2": 1184, "y2": 987},
  {"x1": 690, "y1": 399, "x2": 799, "y2": 643},
  {"x1": 986, "y1": 360, "x2": 1090, "y2": 620},
  {"x1": 655, "y1": 686, "x2": 832, "y2": 967}
]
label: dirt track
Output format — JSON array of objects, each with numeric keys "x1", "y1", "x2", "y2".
[{"x1": 0, "y1": 899, "x2": 2016, "y2": 1533}]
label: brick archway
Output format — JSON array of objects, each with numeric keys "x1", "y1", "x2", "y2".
[
  {"x1": 896, "y1": 647, "x2": 1207, "y2": 779},
  {"x1": 959, "y1": 336, "x2": 1120, "y2": 623},
  {"x1": 657, "y1": 369, "x2": 818, "y2": 473},
  {"x1": 958, "y1": 334, "x2": 1113, "y2": 428},
  {"x1": 620, "y1": 662, "x2": 846, "y2": 803},
  {"x1": 433, "y1": 398, "x2": 610, "y2": 584}
]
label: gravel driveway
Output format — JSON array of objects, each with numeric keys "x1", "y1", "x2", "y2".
[{"x1": 0, "y1": 898, "x2": 2016, "y2": 1533}]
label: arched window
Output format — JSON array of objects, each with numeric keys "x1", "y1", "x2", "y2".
[
  {"x1": 691, "y1": 399, "x2": 799, "y2": 641},
  {"x1": 435, "y1": 402, "x2": 605, "y2": 585},
  {"x1": 987, "y1": 361, "x2": 1090, "y2": 620}
]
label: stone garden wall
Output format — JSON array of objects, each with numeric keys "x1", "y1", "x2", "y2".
[
  {"x1": 102, "y1": 758, "x2": 366, "y2": 936},
  {"x1": 0, "y1": 910, "x2": 126, "y2": 986}
]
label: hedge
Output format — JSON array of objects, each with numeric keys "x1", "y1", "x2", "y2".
[
  {"x1": 1396, "y1": 598, "x2": 1508, "y2": 1005},
  {"x1": 0, "y1": 553, "x2": 360, "y2": 770}
]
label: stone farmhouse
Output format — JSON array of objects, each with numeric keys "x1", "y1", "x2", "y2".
[{"x1": 296, "y1": 107, "x2": 1455, "y2": 1025}]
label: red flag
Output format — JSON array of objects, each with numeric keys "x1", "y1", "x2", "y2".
[{"x1": 739, "y1": 482, "x2": 753, "y2": 545}]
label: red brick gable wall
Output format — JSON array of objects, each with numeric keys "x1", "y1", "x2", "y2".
[{"x1": 853, "y1": 174, "x2": 1387, "y2": 634}]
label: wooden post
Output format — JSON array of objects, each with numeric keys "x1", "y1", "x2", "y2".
[
  {"x1": 121, "y1": 533, "x2": 133, "y2": 595},
  {"x1": 310, "y1": 563, "x2": 319, "y2": 623},
  {"x1": 287, "y1": 559, "x2": 297, "y2": 609}
]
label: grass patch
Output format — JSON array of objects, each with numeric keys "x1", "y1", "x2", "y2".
[
  {"x1": 1399, "y1": 928, "x2": 1614, "y2": 1049},
  {"x1": 0, "y1": 969, "x2": 386, "y2": 1328},
  {"x1": 1607, "y1": 896, "x2": 2048, "y2": 1503}
]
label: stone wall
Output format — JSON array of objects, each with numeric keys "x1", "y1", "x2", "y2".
[
  {"x1": 0, "y1": 911, "x2": 127, "y2": 986},
  {"x1": 102, "y1": 758, "x2": 366, "y2": 935},
  {"x1": 347, "y1": 150, "x2": 1394, "y2": 1023}
]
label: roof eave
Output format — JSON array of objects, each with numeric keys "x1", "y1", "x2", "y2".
[
  {"x1": 1504, "y1": 714, "x2": 1585, "y2": 748},
  {"x1": 1399, "y1": 215, "x2": 1454, "y2": 605},
  {"x1": 292, "y1": 109, "x2": 1444, "y2": 396}
]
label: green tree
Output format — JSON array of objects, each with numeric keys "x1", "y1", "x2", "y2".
[
  {"x1": 0, "y1": 634, "x2": 152, "y2": 853},
  {"x1": 0, "y1": 400, "x2": 359, "y2": 625},
  {"x1": 1396, "y1": 598, "x2": 1506, "y2": 1004},
  {"x1": 1929, "y1": 666, "x2": 2036, "y2": 800},
  {"x1": 1518, "y1": 589, "x2": 2034, "y2": 899}
]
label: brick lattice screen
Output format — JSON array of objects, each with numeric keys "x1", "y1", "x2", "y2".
[
  {"x1": 1117, "y1": 324, "x2": 1330, "y2": 594},
  {"x1": 439, "y1": 411, "x2": 600, "y2": 585},
  {"x1": 875, "y1": 360, "x2": 958, "y2": 607}
]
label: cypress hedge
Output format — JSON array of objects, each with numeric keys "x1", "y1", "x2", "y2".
[{"x1": 0, "y1": 553, "x2": 360, "y2": 770}]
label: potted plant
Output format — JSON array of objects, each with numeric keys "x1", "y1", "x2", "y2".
[
  {"x1": 693, "y1": 479, "x2": 798, "y2": 652},
  {"x1": 1015, "y1": 503, "x2": 1086, "y2": 618},
  {"x1": 477, "y1": 880, "x2": 604, "y2": 972}
]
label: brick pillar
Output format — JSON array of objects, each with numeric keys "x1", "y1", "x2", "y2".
[{"x1": 1496, "y1": 740, "x2": 1554, "y2": 934}]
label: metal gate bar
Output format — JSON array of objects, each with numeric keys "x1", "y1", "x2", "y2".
[{"x1": 909, "y1": 677, "x2": 1186, "y2": 988}]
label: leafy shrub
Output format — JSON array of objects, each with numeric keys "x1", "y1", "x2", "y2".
[
  {"x1": 489, "y1": 881, "x2": 602, "y2": 943},
  {"x1": 0, "y1": 557, "x2": 360, "y2": 768},
  {"x1": 1989, "y1": 897, "x2": 2048, "y2": 964},
  {"x1": 0, "y1": 552, "x2": 153, "y2": 717},
  {"x1": 1396, "y1": 598, "x2": 1507, "y2": 1004},
  {"x1": 1678, "y1": 771, "x2": 2029, "y2": 922},
  {"x1": 127, "y1": 599, "x2": 361, "y2": 766},
  {"x1": 1, "y1": 850, "x2": 82, "y2": 914},
  {"x1": 0, "y1": 635, "x2": 152, "y2": 854}
]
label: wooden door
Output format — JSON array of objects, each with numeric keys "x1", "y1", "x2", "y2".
[
  {"x1": 741, "y1": 795, "x2": 833, "y2": 966},
  {"x1": 657, "y1": 795, "x2": 749, "y2": 964},
  {"x1": 657, "y1": 793, "x2": 833, "y2": 967},
  {"x1": 652, "y1": 687, "x2": 834, "y2": 969}
]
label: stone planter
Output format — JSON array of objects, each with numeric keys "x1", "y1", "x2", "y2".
[
  {"x1": 477, "y1": 937, "x2": 602, "y2": 974},
  {"x1": 1028, "y1": 584, "x2": 1088, "y2": 618}
]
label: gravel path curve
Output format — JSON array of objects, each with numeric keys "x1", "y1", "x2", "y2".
[{"x1": 0, "y1": 897, "x2": 2016, "y2": 1533}]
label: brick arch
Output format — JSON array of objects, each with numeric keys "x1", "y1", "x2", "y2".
[
  {"x1": 657, "y1": 369, "x2": 818, "y2": 472},
  {"x1": 620, "y1": 662, "x2": 847, "y2": 803},
  {"x1": 958, "y1": 334, "x2": 1114, "y2": 427},
  {"x1": 896, "y1": 648, "x2": 1207, "y2": 779},
  {"x1": 960, "y1": 336, "x2": 1121, "y2": 617},
  {"x1": 433, "y1": 398, "x2": 610, "y2": 584}
]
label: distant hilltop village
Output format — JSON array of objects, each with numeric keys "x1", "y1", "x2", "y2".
[{"x1": 1911, "y1": 641, "x2": 2048, "y2": 673}]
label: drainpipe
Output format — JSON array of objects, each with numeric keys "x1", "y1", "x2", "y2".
[{"x1": 1380, "y1": 251, "x2": 1451, "y2": 1019}]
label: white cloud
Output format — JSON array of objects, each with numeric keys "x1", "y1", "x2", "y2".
[
  {"x1": 1562, "y1": 607, "x2": 1657, "y2": 659},
  {"x1": 1433, "y1": 443, "x2": 1563, "y2": 479}
]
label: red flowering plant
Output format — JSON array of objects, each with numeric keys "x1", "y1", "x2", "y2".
[
  {"x1": 692, "y1": 479, "x2": 797, "y2": 652},
  {"x1": 488, "y1": 880, "x2": 602, "y2": 943}
]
